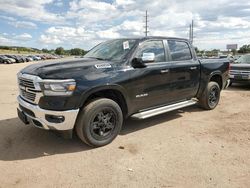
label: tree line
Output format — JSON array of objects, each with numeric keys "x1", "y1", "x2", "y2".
[
  {"x1": 195, "y1": 44, "x2": 250, "y2": 57},
  {"x1": 238, "y1": 45, "x2": 250, "y2": 53},
  {"x1": 42, "y1": 47, "x2": 87, "y2": 56}
]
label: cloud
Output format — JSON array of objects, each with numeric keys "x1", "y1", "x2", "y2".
[
  {"x1": 0, "y1": 0, "x2": 65, "y2": 23},
  {"x1": 0, "y1": 15, "x2": 16, "y2": 21},
  {"x1": 39, "y1": 20, "x2": 143, "y2": 49},
  {"x1": 69, "y1": 0, "x2": 116, "y2": 11},
  {"x1": 14, "y1": 33, "x2": 32, "y2": 40},
  {"x1": 40, "y1": 34, "x2": 62, "y2": 45},
  {"x1": 96, "y1": 28, "x2": 121, "y2": 39},
  {"x1": 8, "y1": 21, "x2": 37, "y2": 29},
  {"x1": 41, "y1": 0, "x2": 250, "y2": 49},
  {"x1": 0, "y1": 15, "x2": 37, "y2": 29},
  {"x1": 54, "y1": 0, "x2": 63, "y2": 7},
  {"x1": 0, "y1": 34, "x2": 13, "y2": 45},
  {"x1": 115, "y1": 0, "x2": 135, "y2": 7},
  {"x1": 39, "y1": 26, "x2": 98, "y2": 49},
  {"x1": 0, "y1": 33, "x2": 32, "y2": 45},
  {"x1": 1, "y1": 0, "x2": 250, "y2": 50}
]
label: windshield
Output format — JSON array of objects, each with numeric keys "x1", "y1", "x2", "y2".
[
  {"x1": 84, "y1": 39, "x2": 137, "y2": 61},
  {"x1": 236, "y1": 54, "x2": 250, "y2": 64}
]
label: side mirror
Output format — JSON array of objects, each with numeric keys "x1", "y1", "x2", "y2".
[
  {"x1": 131, "y1": 53, "x2": 155, "y2": 68},
  {"x1": 142, "y1": 52, "x2": 155, "y2": 63},
  {"x1": 131, "y1": 58, "x2": 146, "y2": 68}
]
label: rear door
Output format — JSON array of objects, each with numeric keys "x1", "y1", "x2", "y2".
[{"x1": 166, "y1": 40, "x2": 200, "y2": 101}]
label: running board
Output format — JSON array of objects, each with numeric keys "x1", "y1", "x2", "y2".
[{"x1": 131, "y1": 99, "x2": 198, "y2": 120}]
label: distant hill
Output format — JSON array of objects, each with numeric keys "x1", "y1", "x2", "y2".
[{"x1": 0, "y1": 46, "x2": 41, "y2": 54}]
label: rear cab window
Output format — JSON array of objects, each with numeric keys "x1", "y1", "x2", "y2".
[{"x1": 167, "y1": 40, "x2": 192, "y2": 61}]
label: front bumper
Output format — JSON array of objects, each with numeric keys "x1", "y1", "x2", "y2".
[
  {"x1": 17, "y1": 96, "x2": 79, "y2": 130},
  {"x1": 229, "y1": 74, "x2": 250, "y2": 84}
]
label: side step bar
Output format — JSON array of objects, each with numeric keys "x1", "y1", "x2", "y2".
[{"x1": 131, "y1": 99, "x2": 198, "y2": 120}]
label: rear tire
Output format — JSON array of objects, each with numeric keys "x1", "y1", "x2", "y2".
[
  {"x1": 75, "y1": 98, "x2": 123, "y2": 147},
  {"x1": 199, "y1": 81, "x2": 221, "y2": 110}
]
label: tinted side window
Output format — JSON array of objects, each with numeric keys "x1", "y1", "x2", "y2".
[
  {"x1": 168, "y1": 40, "x2": 192, "y2": 61},
  {"x1": 135, "y1": 40, "x2": 165, "y2": 62}
]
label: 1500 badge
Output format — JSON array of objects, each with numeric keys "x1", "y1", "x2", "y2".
[{"x1": 136, "y1": 93, "x2": 148, "y2": 98}]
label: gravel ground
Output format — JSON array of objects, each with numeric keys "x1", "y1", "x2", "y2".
[{"x1": 0, "y1": 60, "x2": 249, "y2": 188}]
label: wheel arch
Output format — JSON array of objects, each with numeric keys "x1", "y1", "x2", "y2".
[
  {"x1": 79, "y1": 85, "x2": 130, "y2": 118},
  {"x1": 209, "y1": 72, "x2": 223, "y2": 89}
]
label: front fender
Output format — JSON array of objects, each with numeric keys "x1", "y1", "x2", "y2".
[{"x1": 78, "y1": 84, "x2": 132, "y2": 114}]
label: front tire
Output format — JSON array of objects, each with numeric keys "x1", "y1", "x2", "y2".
[
  {"x1": 75, "y1": 98, "x2": 123, "y2": 147},
  {"x1": 199, "y1": 81, "x2": 221, "y2": 110}
]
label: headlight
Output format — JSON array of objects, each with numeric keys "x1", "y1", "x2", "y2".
[{"x1": 40, "y1": 79, "x2": 76, "y2": 96}]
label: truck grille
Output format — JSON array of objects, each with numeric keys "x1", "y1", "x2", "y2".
[
  {"x1": 19, "y1": 78, "x2": 35, "y2": 89},
  {"x1": 230, "y1": 70, "x2": 250, "y2": 76},
  {"x1": 18, "y1": 77, "x2": 37, "y2": 103}
]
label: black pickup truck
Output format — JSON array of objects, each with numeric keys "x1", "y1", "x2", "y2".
[{"x1": 17, "y1": 37, "x2": 230, "y2": 147}]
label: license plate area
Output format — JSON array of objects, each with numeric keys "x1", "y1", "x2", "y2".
[
  {"x1": 242, "y1": 75, "x2": 249, "y2": 79},
  {"x1": 234, "y1": 75, "x2": 242, "y2": 79},
  {"x1": 232, "y1": 75, "x2": 250, "y2": 80}
]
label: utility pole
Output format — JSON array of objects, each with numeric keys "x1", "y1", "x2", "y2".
[
  {"x1": 191, "y1": 19, "x2": 194, "y2": 44},
  {"x1": 144, "y1": 10, "x2": 149, "y2": 37},
  {"x1": 189, "y1": 24, "x2": 192, "y2": 42},
  {"x1": 189, "y1": 20, "x2": 194, "y2": 44}
]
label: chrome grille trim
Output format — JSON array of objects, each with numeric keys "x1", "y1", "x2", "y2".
[
  {"x1": 230, "y1": 70, "x2": 250, "y2": 75},
  {"x1": 17, "y1": 73, "x2": 43, "y2": 104},
  {"x1": 19, "y1": 78, "x2": 35, "y2": 89}
]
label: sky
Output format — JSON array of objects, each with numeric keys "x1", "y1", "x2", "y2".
[{"x1": 0, "y1": 0, "x2": 250, "y2": 50}]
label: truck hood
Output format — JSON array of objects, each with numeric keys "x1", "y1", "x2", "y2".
[
  {"x1": 231, "y1": 63, "x2": 250, "y2": 71},
  {"x1": 20, "y1": 58, "x2": 115, "y2": 79}
]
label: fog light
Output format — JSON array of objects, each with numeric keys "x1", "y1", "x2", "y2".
[{"x1": 45, "y1": 115, "x2": 65, "y2": 123}]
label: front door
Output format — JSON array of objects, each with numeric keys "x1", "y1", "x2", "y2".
[{"x1": 128, "y1": 40, "x2": 173, "y2": 112}]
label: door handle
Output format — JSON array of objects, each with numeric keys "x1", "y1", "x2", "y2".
[
  {"x1": 190, "y1": 66, "x2": 197, "y2": 70},
  {"x1": 160, "y1": 69, "x2": 169, "y2": 73}
]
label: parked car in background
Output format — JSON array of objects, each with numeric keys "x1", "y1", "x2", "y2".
[
  {"x1": 39, "y1": 55, "x2": 46, "y2": 60},
  {"x1": 219, "y1": 55, "x2": 228, "y2": 59},
  {"x1": 233, "y1": 55, "x2": 241, "y2": 61},
  {"x1": 13, "y1": 55, "x2": 24, "y2": 63},
  {"x1": 26, "y1": 56, "x2": 34, "y2": 62},
  {"x1": 28, "y1": 55, "x2": 39, "y2": 61},
  {"x1": 24, "y1": 56, "x2": 32, "y2": 62},
  {"x1": 20, "y1": 55, "x2": 27, "y2": 62},
  {"x1": 230, "y1": 54, "x2": 250, "y2": 85},
  {"x1": 0, "y1": 55, "x2": 11, "y2": 64},
  {"x1": 0, "y1": 55, "x2": 15, "y2": 64},
  {"x1": 5, "y1": 55, "x2": 16, "y2": 63},
  {"x1": 0, "y1": 53, "x2": 63, "y2": 65},
  {"x1": 35, "y1": 55, "x2": 42, "y2": 60},
  {"x1": 5, "y1": 55, "x2": 19, "y2": 63},
  {"x1": 227, "y1": 55, "x2": 235, "y2": 63}
]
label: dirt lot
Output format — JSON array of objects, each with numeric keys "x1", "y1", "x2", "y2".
[{"x1": 0, "y1": 60, "x2": 249, "y2": 188}]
